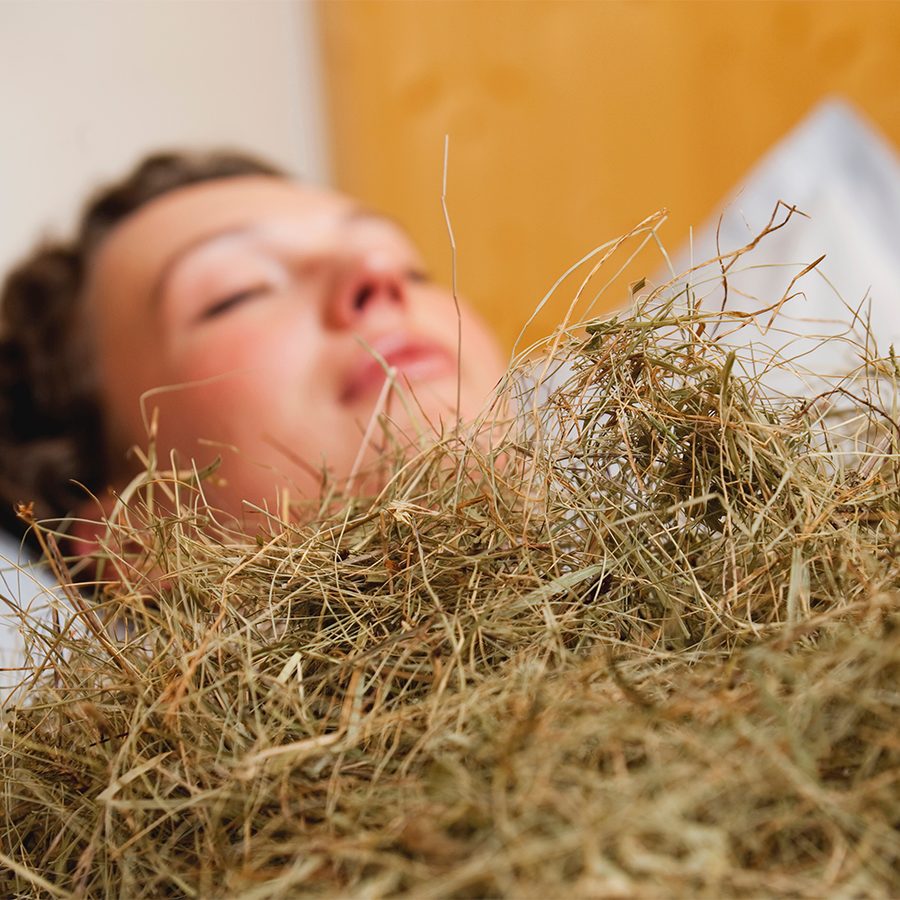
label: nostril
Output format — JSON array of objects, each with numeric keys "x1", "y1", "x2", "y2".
[
  {"x1": 354, "y1": 284, "x2": 374, "y2": 310},
  {"x1": 351, "y1": 277, "x2": 403, "y2": 313}
]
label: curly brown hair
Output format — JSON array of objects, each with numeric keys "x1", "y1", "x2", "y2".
[{"x1": 0, "y1": 150, "x2": 286, "y2": 542}]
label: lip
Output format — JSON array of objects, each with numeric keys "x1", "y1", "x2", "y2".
[{"x1": 340, "y1": 335, "x2": 457, "y2": 404}]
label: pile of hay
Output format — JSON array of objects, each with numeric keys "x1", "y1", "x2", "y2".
[{"x1": 3, "y1": 216, "x2": 900, "y2": 897}]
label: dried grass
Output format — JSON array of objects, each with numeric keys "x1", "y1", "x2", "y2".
[{"x1": 2, "y1": 211, "x2": 899, "y2": 898}]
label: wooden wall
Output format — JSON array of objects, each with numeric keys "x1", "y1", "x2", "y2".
[{"x1": 318, "y1": 0, "x2": 900, "y2": 351}]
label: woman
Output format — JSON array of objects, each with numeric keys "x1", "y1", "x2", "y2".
[
  {"x1": 0, "y1": 151, "x2": 506, "y2": 695},
  {"x1": 0, "y1": 150, "x2": 505, "y2": 542}
]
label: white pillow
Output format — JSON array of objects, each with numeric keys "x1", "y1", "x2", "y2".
[{"x1": 666, "y1": 97, "x2": 900, "y2": 398}]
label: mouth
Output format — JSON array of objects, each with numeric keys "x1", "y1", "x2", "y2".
[{"x1": 340, "y1": 335, "x2": 457, "y2": 405}]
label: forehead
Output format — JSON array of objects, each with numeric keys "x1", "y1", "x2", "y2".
[{"x1": 89, "y1": 176, "x2": 357, "y2": 297}]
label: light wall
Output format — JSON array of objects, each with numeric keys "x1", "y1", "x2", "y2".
[
  {"x1": 319, "y1": 0, "x2": 900, "y2": 352},
  {"x1": 0, "y1": 0, "x2": 329, "y2": 272}
]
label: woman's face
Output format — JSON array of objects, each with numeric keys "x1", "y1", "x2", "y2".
[{"x1": 86, "y1": 176, "x2": 504, "y2": 518}]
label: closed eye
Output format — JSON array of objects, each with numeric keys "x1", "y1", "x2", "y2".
[{"x1": 199, "y1": 284, "x2": 272, "y2": 321}]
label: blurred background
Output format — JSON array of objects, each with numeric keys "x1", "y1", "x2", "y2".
[{"x1": 2, "y1": 0, "x2": 899, "y2": 352}]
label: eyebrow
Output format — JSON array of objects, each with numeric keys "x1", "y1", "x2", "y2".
[
  {"x1": 149, "y1": 224, "x2": 257, "y2": 308},
  {"x1": 148, "y1": 206, "x2": 398, "y2": 308}
]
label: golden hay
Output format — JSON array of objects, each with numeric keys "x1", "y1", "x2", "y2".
[{"x1": 2, "y1": 212, "x2": 899, "y2": 897}]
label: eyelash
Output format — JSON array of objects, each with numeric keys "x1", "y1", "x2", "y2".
[{"x1": 201, "y1": 284, "x2": 271, "y2": 321}]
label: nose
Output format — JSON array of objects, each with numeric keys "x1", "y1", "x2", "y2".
[{"x1": 324, "y1": 255, "x2": 408, "y2": 330}]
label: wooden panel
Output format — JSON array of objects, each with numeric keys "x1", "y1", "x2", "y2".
[{"x1": 318, "y1": 0, "x2": 900, "y2": 352}]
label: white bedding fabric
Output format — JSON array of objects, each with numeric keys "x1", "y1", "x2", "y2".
[
  {"x1": 0, "y1": 532, "x2": 62, "y2": 705},
  {"x1": 666, "y1": 97, "x2": 900, "y2": 398}
]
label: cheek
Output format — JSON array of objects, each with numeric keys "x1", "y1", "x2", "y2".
[
  {"x1": 156, "y1": 310, "x2": 326, "y2": 448},
  {"x1": 407, "y1": 297, "x2": 504, "y2": 425},
  {"x1": 168, "y1": 305, "x2": 320, "y2": 387},
  {"x1": 96, "y1": 315, "x2": 169, "y2": 459},
  {"x1": 457, "y1": 307, "x2": 505, "y2": 386}
]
